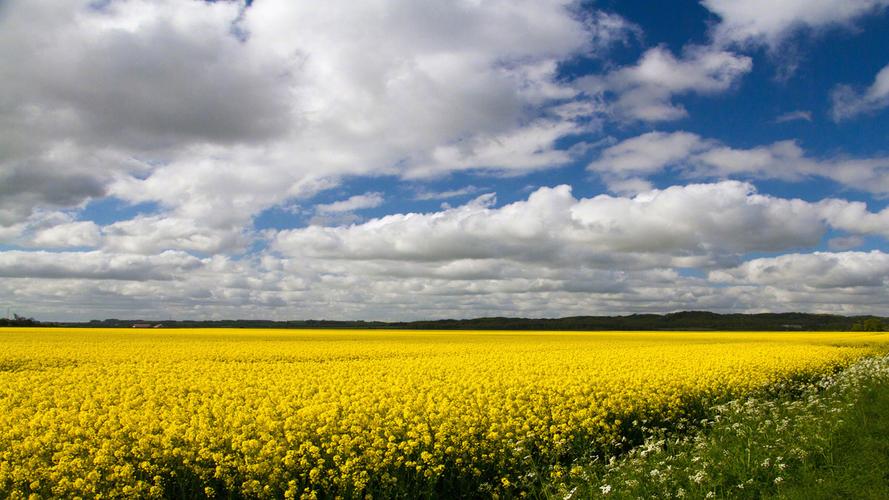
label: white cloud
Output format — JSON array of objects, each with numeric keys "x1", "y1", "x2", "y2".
[
  {"x1": 827, "y1": 235, "x2": 866, "y2": 251},
  {"x1": 710, "y1": 251, "x2": 889, "y2": 289},
  {"x1": 589, "y1": 131, "x2": 889, "y2": 194},
  {"x1": 817, "y1": 198, "x2": 889, "y2": 237},
  {"x1": 413, "y1": 186, "x2": 485, "y2": 201},
  {"x1": 581, "y1": 46, "x2": 752, "y2": 122},
  {"x1": 587, "y1": 131, "x2": 712, "y2": 190},
  {"x1": 775, "y1": 110, "x2": 813, "y2": 123},
  {"x1": 703, "y1": 0, "x2": 889, "y2": 49},
  {"x1": 831, "y1": 63, "x2": 889, "y2": 120},
  {"x1": 691, "y1": 140, "x2": 816, "y2": 180},
  {"x1": 0, "y1": 210, "x2": 102, "y2": 248},
  {"x1": 5, "y1": 184, "x2": 889, "y2": 321},
  {"x1": 316, "y1": 193, "x2": 384, "y2": 214},
  {"x1": 0, "y1": 250, "x2": 202, "y2": 281},
  {"x1": 102, "y1": 215, "x2": 250, "y2": 255},
  {"x1": 406, "y1": 119, "x2": 587, "y2": 178},
  {"x1": 1, "y1": 0, "x2": 633, "y2": 247},
  {"x1": 28, "y1": 221, "x2": 101, "y2": 248},
  {"x1": 274, "y1": 182, "x2": 887, "y2": 271}
]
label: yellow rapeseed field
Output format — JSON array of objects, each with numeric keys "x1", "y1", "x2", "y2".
[{"x1": 2, "y1": 328, "x2": 888, "y2": 498}]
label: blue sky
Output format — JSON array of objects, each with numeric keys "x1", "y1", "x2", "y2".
[{"x1": 1, "y1": 0, "x2": 888, "y2": 321}]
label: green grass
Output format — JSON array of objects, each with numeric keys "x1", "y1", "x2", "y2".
[
  {"x1": 545, "y1": 354, "x2": 889, "y2": 499},
  {"x1": 776, "y1": 378, "x2": 889, "y2": 499}
]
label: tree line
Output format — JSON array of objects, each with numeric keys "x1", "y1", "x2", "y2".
[{"x1": 12, "y1": 310, "x2": 885, "y2": 331}]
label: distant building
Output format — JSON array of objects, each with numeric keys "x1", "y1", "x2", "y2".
[{"x1": 131, "y1": 323, "x2": 154, "y2": 328}]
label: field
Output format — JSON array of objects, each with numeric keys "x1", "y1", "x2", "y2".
[{"x1": 2, "y1": 328, "x2": 889, "y2": 498}]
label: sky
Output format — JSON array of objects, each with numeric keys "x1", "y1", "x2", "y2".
[{"x1": 1, "y1": 0, "x2": 889, "y2": 321}]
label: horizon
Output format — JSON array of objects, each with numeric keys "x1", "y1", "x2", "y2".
[
  {"x1": 12, "y1": 310, "x2": 888, "y2": 326},
  {"x1": 1, "y1": 0, "x2": 888, "y2": 321}
]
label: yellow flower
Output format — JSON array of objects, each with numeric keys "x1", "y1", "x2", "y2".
[{"x1": 0, "y1": 327, "x2": 885, "y2": 497}]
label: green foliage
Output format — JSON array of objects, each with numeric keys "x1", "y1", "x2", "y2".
[
  {"x1": 546, "y1": 353, "x2": 889, "y2": 499},
  {"x1": 851, "y1": 318, "x2": 886, "y2": 331},
  {"x1": 0, "y1": 313, "x2": 39, "y2": 327}
]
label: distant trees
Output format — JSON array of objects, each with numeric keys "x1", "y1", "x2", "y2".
[
  {"x1": 851, "y1": 318, "x2": 886, "y2": 331},
  {"x1": 2, "y1": 312, "x2": 887, "y2": 331},
  {"x1": 0, "y1": 314, "x2": 40, "y2": 327}
]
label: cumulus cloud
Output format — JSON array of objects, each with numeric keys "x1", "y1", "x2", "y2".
[
  {"x1": 710, "y1": 251, "x2": 889, "y2": 289},
  {"x1": 0, "y1": 210, "x2": 103, "y2": 248},
  {"x1": 5, "y1": 183, "x2": 889, "y2": 321},
  {"x1": 831, "y1": 63, "x2": 889, "y2": 120},
  {"x1": 101, "y1": 215, "x2": 250, "y2": 255},
  {"x1": 0, "y1": 250, "x2": 202, "y2": 281},
  {"x1": 587, "y1": 132, "x2": 712, "y2": 191},
  {"x1": 703, "y1": 0, "x2": 889, "y2": 49},
  {"x1": 1, "y1": 0, "x2": 632, "y2": 243},
  {"x1": 580, "y1": 46, "x2": 752, "y2": 122},
  {"x1": 27, "y1": 221, "x2": 101, "y2": 249},
  {"x1": 274, "y1": 182, "x2": 889, "y2": 272},
  {"x1": 0, "y1": 1, "x2": 284, "y2": 231},
  {"x1": 589, "y1": 131, "x2": 889, "y2": 194},
  {"x1": 817, "y1": 198, "x2": 889, "y2": 237}
]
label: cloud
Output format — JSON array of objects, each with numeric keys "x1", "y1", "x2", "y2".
[
  {"x1": 589, "y1": 131, "x2": 889, "y2": 194},
  {"x1": 413, "y1": 186, "x2": 486, "y2": 201},
  {"x1": 6, "y1": 184, "x2": 889, "y2": 321},
  {"x1": 27, "y1": 221, "x2": 101, "y2": 248},
  {"x1": 831, "y1": 63, "x2": 889, "y2": 120},
  {"x1": 587, "y1": 131, "x2": 712, "y2": 190},
  {"x1": 0, "y1": 148, "x2": 138, "y2": 227},
  {"x1": 710, "y1": 251, "x2": 889, "y2": 288},
  {"x1": 0, "y1": 210, "x2": 102, "y2": 248},
  {"x1": 0, "y1": 250, "x2": 202, "y2": 281},
  {"x1": 775, "y1": 110, "x2": 813, "y2": 123},
  {"x1": 0, "y1": 0, "x2": 287, "y2": 231},
  {"x1": 817, "y1": 198, "x2": 889, "y2": 237},
  {"x1": 101, "y1": 215, "x2": 250, "y2": 255},
  {"x1": 316, "y1": 193, "x2": 384, "y2": 214},
  {"x1": 703, "y1": 0, "x2": 889, "y2": 49},
  {"x1": 1, "y1": 0, "x2": 632, "y2": 244},
  {"x1": 690, "y1": 140, "x2": 815, "y2": 180},
  {"x1": 827, "y1": 235, "x2": 865, "y2": 251},
  {"x1": 274, "y1": 181, "x2": 889, "y2": 272},
  {"x1": 580, "y1": 46, "x2": 752, "y2": 122}
]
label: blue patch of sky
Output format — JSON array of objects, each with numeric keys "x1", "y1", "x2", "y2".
[
  {"x1": 746, "y1": 178, "x2": 881, "y2": 205},
  {"x1": 854, "y1": 235, "x2": 889, "y2": 252},
  {"x1": 664, "y1": 11, "x2": 889, "y2": 158},
  {"x1": 252, "y1": 162, "x2": 612, "y2": 231},
  {"x1": 80, "y1": 197, "x2": 160, "y2": 225},
  {"x1": 676, "y1": 268, "x2": 707, "y2": 279},
  {"x1": 601, "y1": 0, "x2": 715, "y2": 52}
]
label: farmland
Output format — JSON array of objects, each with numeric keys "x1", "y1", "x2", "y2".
[{"x1": 2, "y1": 328, "x2": 889, "y2": 498}]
